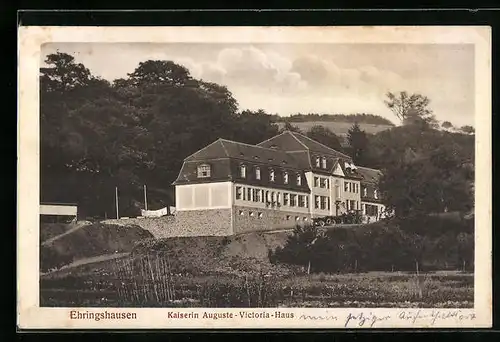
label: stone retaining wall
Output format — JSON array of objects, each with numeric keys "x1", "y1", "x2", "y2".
[
  {"x1": 232, "y1": 206, "x2": 311, "y2": 234},
  {"x1": 102, "y1": 208, "x2": 232, "y2": 238}
]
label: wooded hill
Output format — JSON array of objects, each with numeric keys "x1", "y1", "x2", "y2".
[{"x1": 40, "y1": 53, "x2": 474, "y2": 220}]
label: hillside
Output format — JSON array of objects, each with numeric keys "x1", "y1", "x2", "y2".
[
  {"x1": 275, "y1": 121, "x2": 393, "y2": 137},
  {"x1": 40, "y1": 222, "x2": 154, "y2": 272}
]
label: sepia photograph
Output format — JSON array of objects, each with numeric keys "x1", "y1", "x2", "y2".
[{"x1": 17, "y1": 26, "x2": 491, "y2": 329}]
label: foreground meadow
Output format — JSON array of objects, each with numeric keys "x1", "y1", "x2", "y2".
[{"x1": 40, "y1": 254, "x2": 473, "y2": 308}]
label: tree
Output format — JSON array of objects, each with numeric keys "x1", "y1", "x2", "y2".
[
  {"x1": 460, "y1": 125, "x2": 475, "y2": 135},
  {"x1": 231, "y1": 109, "x2": 280, "y2": 145},
  {"x1": 346, "y1": 122, "x2": 369, "y2": 165},
  {"x1": 441, "y1": 121, "x2": 453, "y2": 129},
  {"x1": 126, "y1": 60, "x2": 193, "y2": 87},
  {"x1": 40, "y1": 52, "x2": 93, "y2": 93},
  {"x1": 384, "y1": 91, "x2": 438, "y2": 128},
  {"x1": 306, "y1": 125, "x2": 343, "y2": 151},
  {"x1": 372, "y1": 125, "x2": 475, "y2": 218}
]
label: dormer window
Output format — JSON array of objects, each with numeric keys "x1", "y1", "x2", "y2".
[
  {"x1": 197, "y1": 164, "x2": 211, "y2": 178},
  {"x1": 321, "y1": 157, "x2": 327, "y2": 169},
  {"x1": 374, "y1": 189, "x2": 378, "y2": 199},
  {"x1": 270, "y1": 169, "x2": 275, "y2": 182},
  {"x1": 240, "y1": 164, "x2": 246, "y2": 178},
  {"x1": 297, "y1": 174, "x2": 302, "y2": 186},
  {"x1": 255, "y1": 167, "x2": 261, "y2": 180},
  {"x1": 283, "y1": 172, "x2": 289, "y2": 184},
  {"x1": 363, "y1": 187, "x2": 367, "y2": 197},
  {"x1": 315, "y1": 156, "x2": 321, "y2": 167}
]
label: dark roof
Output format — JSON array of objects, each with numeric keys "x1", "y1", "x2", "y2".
[
  {"x1": 258, "y1": 131, "x2": 352, "y2": 159},
  {"x1": 257, "y1": 131, "x2": 358, "y2": 176},
  {"x1": 357, "y1": 166, "x2": 382, "y2": 184},
  {"x1": 289, "y1": 131, "x2": 352, "y2": 159},
  {"x1": 185, "y1": 138, "x2": 304, "y2": 170},
  {"x1": 174, "y1": 138, "x2": 311, "y2": 192},
  {"x1": 358, "y1": 166, "x2": 383, "y2": 203}
]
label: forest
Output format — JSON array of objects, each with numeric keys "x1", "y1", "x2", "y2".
[{"x1": 40, "y1": 52, "x2": 475, "y2": 220}]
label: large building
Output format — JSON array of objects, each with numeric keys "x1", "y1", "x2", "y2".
[{"x1": 173, "y1": 131, "x2": 386, "y2": 236}]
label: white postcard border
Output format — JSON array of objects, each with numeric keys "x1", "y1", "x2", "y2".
[{"x1": 17, "y1": 26, "x2": 492, "y2": 329}]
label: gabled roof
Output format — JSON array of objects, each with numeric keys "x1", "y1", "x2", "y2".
[
  {"x1": 357, "y1": 166, "x2": 382, "y2": 184},
  {"x1": 185, "y1": 138, "x2": 304, "y2": 170},
  {"x1": 288, "y1": 131, "x2": 352, "y2": 159},
  {"x1": 258, "y1": 130, "x2": 351, "y2": 159}
]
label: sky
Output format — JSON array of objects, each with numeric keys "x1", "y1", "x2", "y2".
[{"x1": 41, "y1": 43, "x2": 476, "y2": 127}]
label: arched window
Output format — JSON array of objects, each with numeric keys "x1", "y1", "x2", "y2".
[
  {"x1": 255, "y1": 167, "x2": 261, "y2": 180},
  {"x1": 240, "y1": 164, "x2": 246, "y2": 178},
  {"x1": 315, "y1": 156, "x2": 321, "y2": 167},
  {"x1": 321, "y1": 157, "x2": 327, "y2": 169},
  {"x1": 296, "y1": 173, "x2": 302, "y2": 186},
  {"x1": 269, "y1": 169, "x2": 275, "y2": 182},
  {"x1": 283, "y1": 171, "x2": 289, "y2": 184},
  {"x1": 363, "y1": 187, "x2": 367, "y2": 197},
  {"x1": 197, "y1": 164, "x2": 211, "y2": 178},
  {"x1": 374, "y1": 189, "x2": 378, "y2": 199}
]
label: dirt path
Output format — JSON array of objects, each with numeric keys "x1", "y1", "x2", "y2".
[
  {"x1": 41, "y1": 221, "x2": 90, "y2": 246},
  {"x1": 41, "y1": 252, "x2": 130, "y2": 276}
]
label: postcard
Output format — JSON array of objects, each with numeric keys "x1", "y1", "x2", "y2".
[{"x1": 17, "y1": 25, "x2": 492, "y2": 329}]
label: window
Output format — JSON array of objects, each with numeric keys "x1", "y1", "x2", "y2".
[
  {"x1": 314, "y1": 177, "x2": 319, "y2": 187},
  {"x1": 265, "y1": 191, "x2": 270, "y2": 202},
  {"x1": 363, "y1": 187, "x2": 367, "y2": 197},
  {"x1": 320, "y1": 178, "x2": 327, "y2": 188},
  {"x1": 344, "y1": 182, "x2": 349, "y2": 192},
  {"x1": 374, "y1": 189, "x2": 378, "y2": 199},
  {"x1": 236, "y1": 186, "x2": 242, "y2": 200},
  {"x1": 240, "y1": 165, "x2": 246, "y2": 178},
  {"x1": 349, "y1": 183, "x2": 352, "y2": 193},
  {"x1": 315, "y1": 157, "x2": 321, "y2": 167},
  {"x1": 297, "y1": 174, "x2": 302, "y2": 185},
  {"x1": 328, "y1": 198, "x2": 331, "y2": 210},
  {"x1": 247, "y1": 188, "x2": 252, "y2": 201},
  {"x1": 315, "y1": 195, "x2": 320, "y2": 209},
  {"x1": 283, "y1": 193, "x2": 289, "y2": 206},
  {"x1": 242, "y1": 187, "x2": 246, "y2": 200},
  {"x1": 321, "y1": 157, "x2": 327, "y2": 169},
  {"x1": 270, "y1": 169, "x2": 275, "y2": 182},
  {"x1": 276, "y1": 192, "x2": 281, "y2": 205},
  {"x1": 255, "y1": 167, "x2": 261, "y2": 180},
  {"x1": 298, "y1": 195, "x2": 305, "y2": 208},
  {"x1": 283, "y1": 172, "x2": 289, "y2": 184},
  {"x1": 197, "y1": 164, "x2": 211, "y2": 178},
  {"x1": 305, "y1": 196, "x2": 309, "y2": 208},
  {"x1": 271, "y1": 191, "x2": 276, "y2": 203},
  {"x1": 326, "y1": 179, "x2": 330, "y2": 189},
  {"x1": 258, "y1": 212, "x2": 263, "y2": 218},
  {"x1": 290, "y1": 194, "x2": 297, "y2": 207},
  {"x1": 320, "y1": 196, "x2": 327, "y2": 210}
]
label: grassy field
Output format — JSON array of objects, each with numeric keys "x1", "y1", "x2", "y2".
[
  {"x1": 275, "y1": 121, "x2": 393, "y2": 136},
  {"x1": 39, "y1": 223, "x2": 473, "y2": 308},
  {"x1": 40, "y1": 253, "x2": 473, "y2": 308}
]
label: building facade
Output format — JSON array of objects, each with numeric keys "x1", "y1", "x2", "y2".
[{"x1": 173, "y1": 131, "x2": 386, "y2": 236}]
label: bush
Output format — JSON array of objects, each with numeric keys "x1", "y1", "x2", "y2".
[{"x1": 270, "y1": 219, "x2": 474, "y2": 273}]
